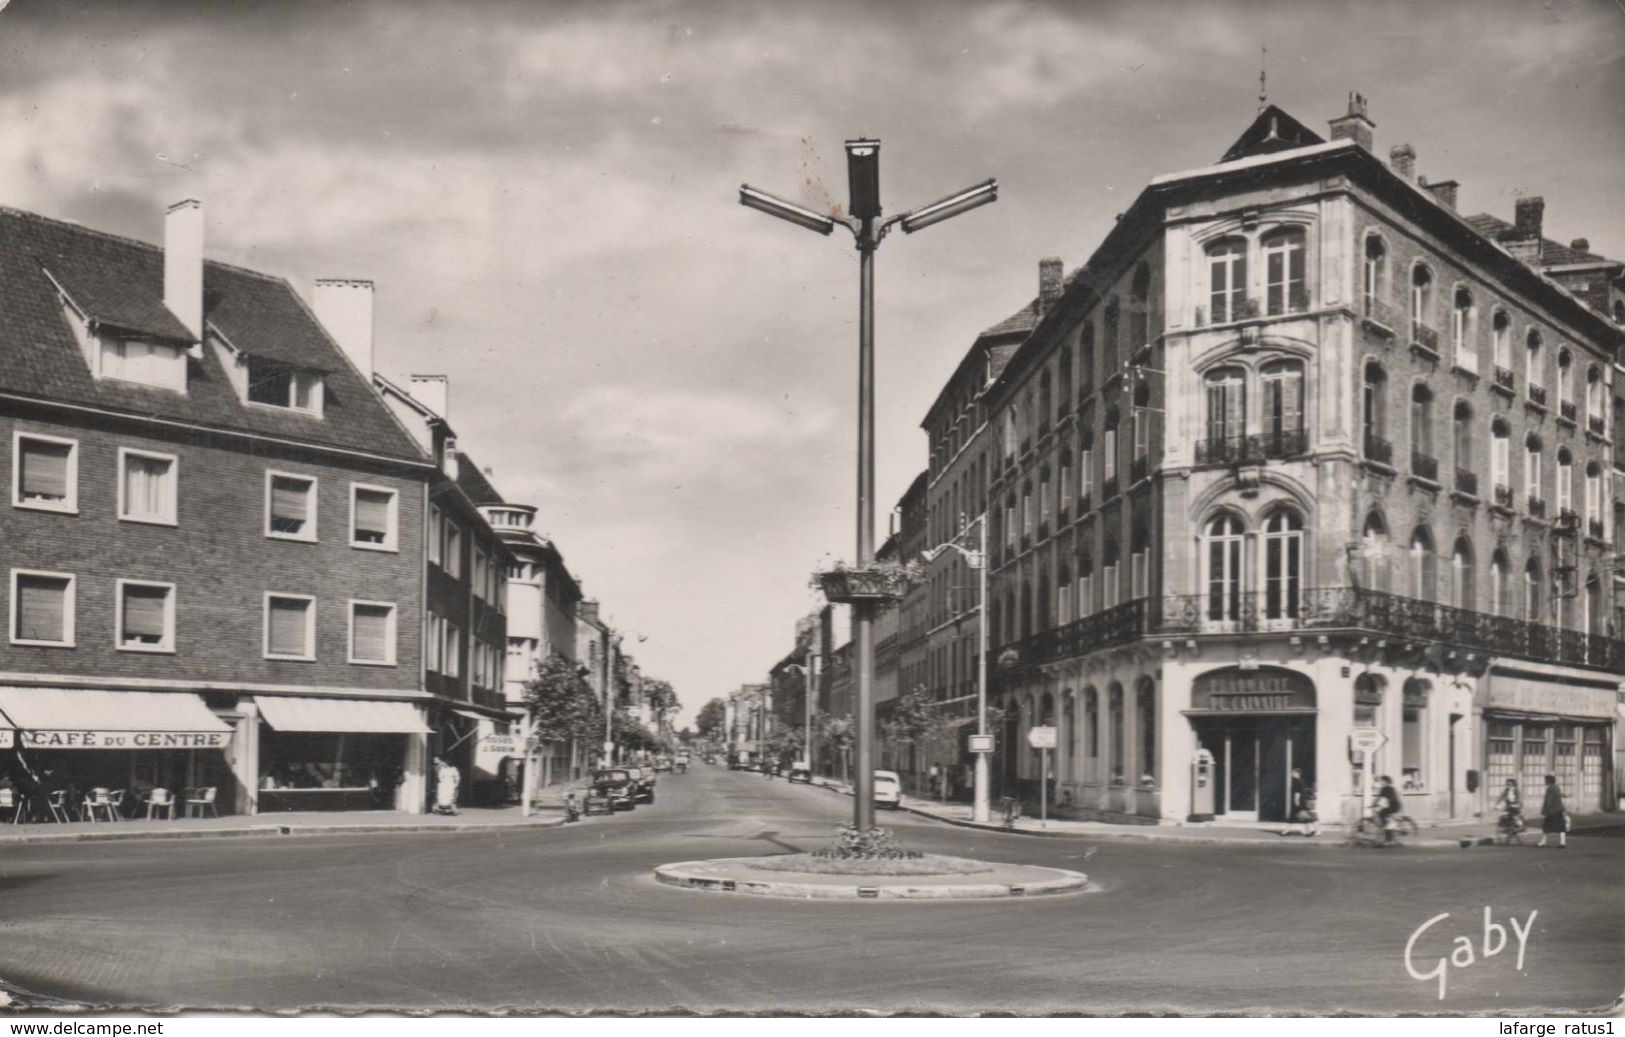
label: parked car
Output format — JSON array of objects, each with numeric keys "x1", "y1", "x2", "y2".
[
  {"x1": 589, "y1": 769, "x2": 636, "y2": 812},
  {"x1": 873, "y1": 770, "x2": 902, "y2": 809},
  {"x1": 787, "y1": 762, "x2": 812, "y2": 784},
  {"x1": 625, "y1": 766, "x2": 656, "y2": 804},
  {"x1": 652, "y1": 757, "x2": 672, "y2": 772}
]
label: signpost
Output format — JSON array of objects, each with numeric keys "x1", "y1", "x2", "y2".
[
  {"x1": 968, "y1": 734, "x2": 993, "y2": 754},
  {"x1": 1027, "y1": 725, "x2": 1057, "y2": 828},
  {"x1": 1349, "y1": 728, "x2": 1387, "y2": 810}
]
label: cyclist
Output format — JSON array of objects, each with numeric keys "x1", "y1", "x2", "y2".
[
  {"x1": 1373, "y1": 774, "x2": 1403, "y2": 846},
  {"x1": 1495, "y1": 777, "x2": 1524, "y2": 837}
]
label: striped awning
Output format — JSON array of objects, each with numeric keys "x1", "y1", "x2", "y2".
[
  {"x1": 256, "y1": 696, "x2": 429, "y2": 735},
  {"x1": 0, "y1": 687, "x2": 231, "y2": 751}
]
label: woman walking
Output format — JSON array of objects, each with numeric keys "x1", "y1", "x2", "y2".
[
  {"x1": 1535, "y1": 773, "x2": 1567, "y2": 849},
  {"x1": 433, "y1": 756, "x2": 461, "y2": 816}
]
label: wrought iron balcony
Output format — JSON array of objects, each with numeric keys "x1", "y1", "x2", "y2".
[
  {"x1": 1589, "y1": 518, "x2": 1605, "y2": 540},
  {"x1": 1130, "y1": 456, "x2": 1149, "y2": 483},
  {"x1": 1559, "y1": 400, "x2": 1577, "y2": 422},
  {"x1": 1588, "y1": 414, "x2": 1606, "y2": 436},
  {"x1": 1527, "y1": 495, "x2": 1546, "y2": 517},
  {"x1": 1198, "y1": 296, "x2": 1261, "y2": 327},
  {"x1": 1267, "y1": 284, "x2": 1311, "y2": 317},
  {"x1": 1493, "y1": 483, "x2": 1513, "y2": 508},
  {"x1": 1362, "y1": 432, "x2": 1394, "y2": 466},
  {"x1": 1197, "y1": 430, "x2": 1308, "y2": 465},
  {"x1": 1361, "y1": 295, "x2": 1402, "y2": 337},
  {"x1": 1556, "y1": 509, "x2": 1581, "y2": 534},
  {"x1": 1493, "y1": 366, "x2": 1515, "y2": 392},
  {"x1": 1196, "y1": 434, "x2": 1246, "y2": 465},
  {"x1": 1454, "y1": 469, "x2": 1478, "y2": 496},
  {"x1": 1411, "y1": 450, "x2": 1439, "y2": 483},
  {"x1": 1077, "y1": 493, "x2": 1091, "y2": 514},
  {"x1": 1409, "y1": 319, "x2": 1440, "y2": 357},
  {"x1": 1103, "y1": 475, "x2": 1119, "y2": 499},
  {"x1": 1528, "y1": 384, "x2": 1547, "y2": 407}
]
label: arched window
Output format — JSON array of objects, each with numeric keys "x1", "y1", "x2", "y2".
[
  {"x1": 1557, "y1": 348, "x2": 1573, "y2": 408},
  {"x1": 1584, "y1": 461, "x2": 1602, "y2": 530},
  {"x1": 1103, "y1": 407, "x2": 1120, "y2": 489},
  {"x1": 1021, "y1": 481, "x2": 1034, "y2": 540},
  {"x1": 1354, "y1": 673, "x2": 1384, "y2": 734},
  {"x1": 1557, "y1": 448, "x2": 1574, "y2": 517},
  {"x1": 1058, "y1": 449, "x2": 1073, "y2": 517},
  {"x1": 1204, "y1": 513, "x2": 1245, "y2": 622},
  {"x1": 1132, "y1": 379, "x2": 1151, "y2": 461},
  {"x1": 1526, "y1": 330, "x2": 1544, "y2": 391},
  {"x1": 1108, "y1": 683, "x2": 1125, "y2": 783},
  {"x1": 1019, "y1": 581, "x2": 1033, "y2": 639},
  {"x1": 1363, "y1": 236, "x2": 1386, "y2": 312},
  {"x1": 1452, "y1": 287, "x2": 1475, "y2": 364},
  {"x1": 1036, "y1": 572, "x2": 1051, "y2": 631},
  {"x1": 1410, "y1": 526, "x2": 1436, "y2": 602},
  {"x1": 1207, "y1": 238, "x2": 1248, "y2": 324},
  {"x1": 1079, "y1": 322, "x2": 1095, "y2": 398},
  {"x1": 1079, "y1": 429, "x2": 1094, "y2": 507},
  {"x1": 1204, "y1": 366, "x2": 1246, "y2": 460},
  {"x1": 1103, "y1": 297, "x2": 1121, "y2": 377},
  {"x1": 1057, "y1": 563, "x2": 1072, "y2": 625},
  {"x1": 1524, "y1": 557, "x2": 1542, "y2": 622},
  {"x1": 1360, "y1": 511, "x2": 1390, "y2": 592},
  {"x1": 1039, "y1": 369, "x2": 1053, "y2": 437},
  {"x1": 1136, "y1": 677, "x2": 1157, "y2": 784},
  {"x1": 1451, "y1": 536, "x2": 1475, "y2": 610},
  {"x1": 1084, "y1": 687, "x2": 1100, "y2": 765},
  {"x1": 1490, "y1": 416, "x2": 1511, "y2": 500},
  {"x1": 1077, "y1": 548, "x2": 1093, "y2": 617},
  {"x1": 1490, "y1": 549, "x2": 1509, "y2": 616},
  {"x1": 1262, "y1": 360, "x2": 1305, "y2": 454},
  {"x1": 1057, "y1": 347, "x2": 1073, "y2": 418},
  {"x1": 1262, "y1": 509, "x2": 1303, "y2": 620},
  {"x1": 1410, "y1": 265, "x2": 1434, "y2": 334},
  {"x1": 1102, "y1": 539, "x2": 1120, "y2": 609},
  {"x1": 1129, "y1": 262, "x2": 1151, "y2": 348},
  {"x1": 1492, "y1": 310, "x2": 1511, "y2": 371},
  {"x1": 1263, "y1": 227, "x2": 1307, "y2": 315},
  {"x1": 1525, "y1": 433, "x2": 1544, "y2": 508},
  {"x1": 1411, "y1": 383, "x2": 1435, "y2": 474},
  {"x1": 1363, "y1": 362, "x2": 1388, "y2": 460},
  {"x1": 1452, "y1": 400, "x2": 1474, "y2": 491},
  {"x1": 1586, "y1": 365, "x2": 1604, "y2": 428},
  {"x1": 1130, "y1": 523, "x2": 1150, "y2": 600}
]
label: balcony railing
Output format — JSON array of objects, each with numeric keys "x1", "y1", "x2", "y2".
[
  {"x1": 1588, "y1": 414, "x2": 1606, "y2": 436},
  {"x1": 1362, "y1": 432, "x2": 1394, "y2": 466},
  {"x1": 1130, "y1": 456, "x2": 1149, "y2": 484},
  {"x1": 1493, "y1": 366, "x2": 1514, "y2": 393},
  {"x1": 1411, "y1": 450, "x2": 1439, "y2": 483},
  {"x1": 1410, "y1": 319, "x2": 1440, "y2": 357},
  {"x1": 1528, "y1": 384, "x2": 1547, "y2": 407},
  {"x1": 1527, "y1": 495, "x2": 1545, "y2": 518},
  {"x1": 1196, "y1": 430, "x2": 1309, "y2": 465},
  {"x1": 1266, "y1": 284, "x2": 1311, "y2": 317},
  {"x1": 1361, "y1": 295, "x2": 1403, "y2": 336},
  {"x1": 1197, "y1": 296, "x2": 1262, "y2": 327},
  {"x1": 1493, "y1": 483, "x2": 1512, "y2": 508},
  {"x1": 992, "y1": 588, "x2": 1625, "y2": 676},
  {"x1": 1559, "y1": 400, "x2": 1577, "y2": 422},
  {"x1": 1556, "y1": 509, "x2": 1580, "y2": 534},
  {"x1": 1454, "y1": 469, "x2": 1478, "y2": 496},
  {"x1": 1103, "y1": 475, "x2": 1119, "y2": 499},
  {"x1": 1589, "y1": 518, "x2": 1605, "y2": 539}
]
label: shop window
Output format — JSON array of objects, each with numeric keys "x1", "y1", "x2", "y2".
[
  {"x1": 350, "y1": 485, "x2": 397, "y2": 550},
  {"x1": 265, "y1": 594, "x2": 315, "y2": 660},
  {"x1": 1402, "y1": 681, "x2": 1427, "y2": 791},
  {"x1": 117, "y1": 580, "x2": 175, "y2": 652},
  {"x1": 1137, "y1": 680, "x2": 1156, "y2": 784},
  {"x1": 13, "y1": 433, "x2": 78, "y2": 512},
  {"x1": 1519, "y1": 726, "x2": 1550, "y2": 791},
  {"x1": 266, "y1": 472, "x2": 317, "y2": 541},
  {"x1": 10, "y1": 570, "x2": 75, "y2": 647},
  {"x1": 1084, "y1": 688, "x2": 1099, "y2": 763},
  {"x1": 118, "y1": 449, "x2": 178, "y2": 525},
  {"x1": 349, "y1": 601, "x2": 396, "y2": 665}
]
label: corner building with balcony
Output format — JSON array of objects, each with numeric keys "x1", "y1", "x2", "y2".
[{"x1": 981, "y1": 97, "x2": 1622, "y2": 827}]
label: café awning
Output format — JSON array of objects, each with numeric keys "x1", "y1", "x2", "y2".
[
  {"x1": 0, "y1": 687, "x2": 231, "y2": 750},
  {"x1": 255, "y1": 696, "x2": 430, "y2": 735}
]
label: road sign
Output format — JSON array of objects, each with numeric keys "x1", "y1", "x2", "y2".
[
  {"x1": 968, "y1": 734, "x2": 994, "y2": 753},
  {"x1": 1349, "y1": 729, "x2": 1387, "y2": 753},
  {"x1": 1026, "y1": 725, "x2": 1056, "y2": 749}
]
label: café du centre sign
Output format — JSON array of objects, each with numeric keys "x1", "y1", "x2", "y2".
[{"x1": 14, "y1": 730, "x2": 232, "y2": 750}]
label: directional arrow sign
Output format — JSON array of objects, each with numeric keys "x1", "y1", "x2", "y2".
[{"x1": 1349, "y1": 728, "x2": 1387, "y2": 754}]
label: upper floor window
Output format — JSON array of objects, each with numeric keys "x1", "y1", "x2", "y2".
[
  {"x1": 1556, "y1": 448, "x2": 1574, "y2": 514},
  {"x1": 1262, "y1": 509, "x2": 1304, "y2": 620},
  {"x1": 13, "y1": 433, "x2": 78, "y2": 513},
  {"x1": 1490, "y1": 416, "x2": 1511, "y2": 492},
  {"x1": 1038, "y1": 370, "x2": 1053, "y2": 436},
  {"x1": 118, "y1": 449, "x2": 178, "y2": 526},
  {"x1": 246, "y1": 357, "x2": 323, "y2": 415},
  {"x1": 1363, "y1": 236, "x2": 1386, "y2": 307},
  {"x1": 1450, "y1": 538, "x2": 1475, "y2": 611},
  {"x1": 1524, "y1": 433, "x2": 1543, "y2": 501},
  {"x1": 1207, "y1": 238, "x2": 1247, "y2": 323},
  {"x1": 1261, "y1": 360, "x2": 1304, "y2": 442},
  {"x1": 1409, "y1": 526, "x2": 1436, "y2": 602},
  {"x1": 1203, "y1": 514, "x2": 1244, "y2": 621},
  {"x1": 1103, "y1": 298, "x2": 1121, "y2": 375},
  {"x1": 1523, "y1": 558, "x2": 1542, "y2": 622},
  {"x1": 1557, "y1": 348, "x2": 1573, "y2": 405},
  {"x1": 350, "y1": 485, "x2": 398, "y2": 550},
  {"x1": 348, "y1": 601, "x2": 397, "y2": 666},
  {"x1": 1584, "y1": 461, "x2": 1602, "y2": 524},
  {"x1": 1410, "y1": 265, "x2": 1434, "y2": 332},
  {"x1": 11, "y1": 569, "x2": 75, "y2": 647},
  {"x1": 1490, "y1": 550, "x2": 1509, "y2": 616},
  {"x1": 1057, "y1": 347, "x2": 1073, "y2": 417},
  {"x1": 1078, "y1": 322, "x2": 1096, "y2": 396},
  {"x1": 265, "y1": 593, "x2": 315, "y2": 660},
  {"x1": 1585, "y1": 365, "x2": 1604, "y2": 425},
  {"x1": 427, "y1": 507, "x2": 443, "y2": 566},
  {"x1": 442, "y1": 519, "x2": 463, "y2": 579},
  {"x1": 100, "y1": 337, "x2": 187, "y2": 393},
  {"x1": 1204, "y1": 367, "x2": 1246, "y2": 448},
  {"x1": 1451, "y1": 288, "x2": 1475, "y2": 366},
  {"x1": 1526, "y1": 330, "x2": 1544, "y2": 388},
  {"x1": 1128, "y1": 262, "x2": 1151, "y2": 347},
  {"x1": 1453, "y1": 401, "x2": 1474, "y2": 475},
  {"x1": 1131, "y1": 380, "x2": 1151, "y2": 460},
  {"x1": 1410, "y1": 384, "x2": 1434, "y2": 460},
  {"x1": 1362, "y1": 362, "x2": 1388, "y2": 452},
  {"x1": 266, "y1": 472, "x2": 317, "y2": 541},
  {"x1": 1262, "y1": 228, "x2": 1306, "y2": 315},
  {"x1": 1491, "y1": 310, "x2": 1511, "y2": 370},
  {"x1": 117, "y1": 580, "x2": 175, "y2": 653}
]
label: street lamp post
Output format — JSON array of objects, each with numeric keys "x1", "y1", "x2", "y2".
[
  {"x1": 743, "y1": 141, "x2": 996, "y2": 832},
  {"x1": 783, "y1": 656, "x2": 817, "y2": 771},
  {"x1": 924, "y1": 513, "x2": 993, "y2": 823}
]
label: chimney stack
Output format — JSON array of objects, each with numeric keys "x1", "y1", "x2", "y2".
[
  {"x1": 1570, "y1": 238, "x2": 1590, "y2": 252},
  {"x1": 408, "y1": 373, "x2": 449, "y2": 420},
  {"x1": 1328, "y1": 91, "x2": 1375, "y2": 152},
  {"x1": 578, "y1": 600, "x2": 601, "y2": 626},
  {"x1": 164, "y1": 199, "x2": 204, "y2": 339},
  {"x1": 1038, "y1": 257, "x2": 1064, "y2": 314},
  {"x1": 1514, "y1": 196, "x2": 1545, "y2": 239},
  {"x1": 1424, "y1": 179, "x2": 1459, "y2": 212},
  {"x1": 313, "y1": 279, "x2": 375, "y2": 377},
  {"x1": 1389, "y1": 144, "x2": 1416, "y2": 183}
]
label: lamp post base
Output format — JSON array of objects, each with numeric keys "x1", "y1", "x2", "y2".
[{"x1": 972, "y1": 751, "x2": 991, "y2": 824}]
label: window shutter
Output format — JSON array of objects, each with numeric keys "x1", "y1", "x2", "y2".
[
  {"x1": 269, "y1": 598, "x2": 308, "y2": 655},
  {"x1": 353, "y1": 605, "x2": 390, "y2": 662},
  {"x1": 20, "y1": 440, "x2": 71, "y2": 499},
  {"x1": 271, "y1": 478, "x2": 309, "y2": 522},
  {"x1": 354, "y1": 490, "x2": 390, "y2": 539},
  {"x1": 122, "y1": 585, "x2": 168, "y2": 639},
  {"x1": 16, "y1": 576, "x2": 66, "y2": 641}
]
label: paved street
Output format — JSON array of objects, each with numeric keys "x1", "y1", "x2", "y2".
[{"x1": 1, "y1": 764, "x2": 1619, "y2": 1014}]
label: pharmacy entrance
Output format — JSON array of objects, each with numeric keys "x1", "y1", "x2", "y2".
[{"x1": 1186, "y1": 666, "x2": 1317, "y2": 823}]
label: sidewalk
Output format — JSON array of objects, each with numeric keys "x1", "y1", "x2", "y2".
[
  {"x1": 0, "y1": 801, "x2": 573, "y2": 845},
  {"x1": 809, "y1": 776, "x2": 1625, "y2": 849}
]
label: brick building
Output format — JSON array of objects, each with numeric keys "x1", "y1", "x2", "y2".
[
  {"x1": 0, "y1": 201, "x2": 440, "y2": 815},
  {"x1": 977, "y1": 96, "x2": 1622, "y2": 825}
]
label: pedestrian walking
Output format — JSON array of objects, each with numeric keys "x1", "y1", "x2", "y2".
[
  {"x1": 1374, "y1": 774, "x2": 1402, "y2": 846},
  {"x1": 433, "y1": 756, "x2": 461, "y2": 816},
  {"x1": 1281, "y1": 767, "x2": 1318, "y2": 836},
  {"x1": 1535, "y1": 773, "x2": 1568, "y2": 849}
]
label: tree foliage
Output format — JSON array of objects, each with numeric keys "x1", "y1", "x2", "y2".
[
  {"x1": 884, "y1": 684, "x2": 936, "y2": 746},
  {"x1": 695, "y1": 697, "x2": 727, "y2": 740},
  {"x1": 524, "y1": 652, "x2": 601, "y2": 745}
]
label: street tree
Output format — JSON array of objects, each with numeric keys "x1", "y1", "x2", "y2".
[
  {"x1": 695, "y1": 697, "x2": 727, "y2": 742},
  {"x1": 523, "y1": 652, "x2": 602, "y2": 786}
]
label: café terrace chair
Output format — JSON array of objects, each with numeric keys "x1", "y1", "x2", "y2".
[
  {"x1": 186, "y1": 786, "x2": 219, "y2": 819},
  {"x1": 146, "y1": 787, "x2": 175, "y2": 820},
  {"x1": 105, "y1": 789, "x2": 127, "y2": 821},
  {"x1": 81, "y1": 788, "x2": 117, "y2": 823},
  {"x1": 0, "y1": 788, "x2": 20, "y2": 825},
  {"x1": 45, "y1": 790, "x2": 70, "y2": 823}
]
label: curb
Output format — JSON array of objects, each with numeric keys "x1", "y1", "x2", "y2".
[
  {"x1": 0, "y1": 816, "x2": 569, "y2": 846},
  {"x1": 653, "y1": 858, "x2": 1089, "y2": 900}
]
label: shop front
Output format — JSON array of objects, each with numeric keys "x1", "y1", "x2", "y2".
[
  {"x1": 1184, "y1": 666, "x2": 1317, "y2": 824},
  {"x1": 0, "y1": 686, "x2": 233, "y2": 819},
  {"x1": 1481, "y1": 670, "x2": 1616, "y2": 814},
  {"x1": 252, "y1": 695, "x2": 430, "y2": 813}
]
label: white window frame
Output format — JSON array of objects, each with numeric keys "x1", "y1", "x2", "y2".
[
  {"x1": 245, "y1": 357, "x2": 325, "y2": 417},
  {"x1": 472, "y1": 547, "x2": 488, "y2": 602},
  {"x1": 265, "y1": 470, "x2": 319, "y2": 542},
  {"x1": 115, "y1": 578, "x2": 176, "y2": 653},
  {"x1": 117, "y1": 447, "x2": 179, "y2": 526},
  {"x1": 425, "y1": 613, "x2": 442, "y2": 673},
  {"x1": 99, "y1": 336, "x2": 187, "y2": 394},
  {"x1": 347, "y1": 599, "x2": 398, "y2": 666},
  {"x1": 348, "y1": 483, "x2": 399, "y2": 552},
  {"x1": 12, "y1": 432, "x2": 79, "y2": 514},
  {"x1": 263, "y1": 592, "x2": 316, "y2": 661},
  {"x1": 443, "y1": 520, "x2": 463, "y2": 579},
  {"x1": 9, "y1": 568, "x2": 76, "y2": 647},
  {"x1": 443, "y1": 620, "x2": 461, "y2": 679}
]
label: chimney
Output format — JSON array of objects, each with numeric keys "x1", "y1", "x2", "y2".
[
  {"x1": 408, "y1": 373, "x2": 449, "y2": 420},
  {"x1": 163, "y1": 199, "x2": 204, "y2": 339},
  {"x1": 1328, "y1": 91, "x2": 1375, "y2": 152},
  {"x1": 1389, "y1": 144, "x2": 1416, "y2": 183},
  {"x1": 578, "y1": 600, "x2": 601, "y2": 626},
  {"x1": 1570, "y1": 238, "x2": 1590, "y2": 252},
  {"x1": 1424, "y1": 179, "x2": 1459, "y2": 212},
  {"x1": 1038, "y1": 257, "x2": 1064, "y2": 314},
  {"x1": 312, "y1": 279, "x2": 375, "y2": 376},
  {"x1": 1514, "y1": 196, "x2": 1545, "y2": 239}
]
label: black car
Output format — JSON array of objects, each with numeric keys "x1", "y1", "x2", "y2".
[
  {"x1": 625, "y1": 766, "x2": 656, "y2": 804},
  {"x1": 590, "y1": 769, "x2": 636, "y2": 811}
]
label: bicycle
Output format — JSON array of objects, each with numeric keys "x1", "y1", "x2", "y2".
[
  {"x1": 1352, "y1": 807, "x2": 1419, "y2": 847},
  {"x1": 998, "y1": 795, "x2": 1022, "y2": 830},
  {"x1": 1494, "y1": 808, "x2": 1527, "y2": 846}
]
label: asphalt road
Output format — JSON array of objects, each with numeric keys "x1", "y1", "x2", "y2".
[{"x1": 0, "y1": 764, "x2": 1619, "y2": 1014}]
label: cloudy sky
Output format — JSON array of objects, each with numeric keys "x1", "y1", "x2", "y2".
[{"x1": 3, "y1": 0, "x2": 1621, "y2": 722}]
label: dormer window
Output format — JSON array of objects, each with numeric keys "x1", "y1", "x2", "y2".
[
  {"x1": 246, "y1": 356, "x2": 323, "y2": 415},
  {"x1": 99, "y1": 337, "x2": 187, "y2": 393}
]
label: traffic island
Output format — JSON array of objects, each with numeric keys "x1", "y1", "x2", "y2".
[{"x1": 653, "y1": 855, "x2": 1089, "y2": 900}]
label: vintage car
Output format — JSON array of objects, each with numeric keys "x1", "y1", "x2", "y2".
[
  {"x1": 624, "y1": 766, "x2": 656, "y2": 804},
  {"x1": 873, "y1": 770, "x2": 903, "y2": 809},
  {"x1": 787, "y1": 761, "x2": 813, "y2": 784},
  {"x1": 588, "y1": 769, "x2": 636, "y2": 812}
]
